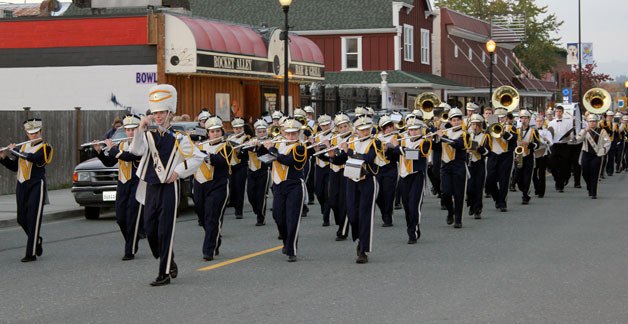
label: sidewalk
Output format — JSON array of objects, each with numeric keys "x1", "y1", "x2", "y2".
[{"x1": 0, "y1": 188, "x2": 85, "y2": 228}]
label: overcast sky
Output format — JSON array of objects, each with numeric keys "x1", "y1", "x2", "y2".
[{"x1": 13, "y1": 0, "x2": 628, "y2": 79}]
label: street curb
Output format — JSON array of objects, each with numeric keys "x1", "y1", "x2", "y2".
[{"x1": 0, "y1": 209, "x2": 86, "y2": 229}]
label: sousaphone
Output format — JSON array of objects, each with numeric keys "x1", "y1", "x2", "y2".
[{"x1": 582, "y1": 88, "x2": 611, "y2": 115}]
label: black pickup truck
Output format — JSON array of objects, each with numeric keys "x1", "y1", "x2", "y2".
[{"x1": 71, "y1": 122, "x2": 199, "y2": 219}]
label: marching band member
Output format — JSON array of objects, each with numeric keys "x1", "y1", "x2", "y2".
[
  {"x1": 0, "y1": 118, "x2": 53, "y2": 262},
  {"x1": 271, "y1": 110, "x2": 284, "y2": 126},
  {"x1": 228, "y1": 117, "x2": 250, "y2": 219},
  {"x1": 576, "y1": 114, "x2": 610, "y2": 199},
  {"x1": 620, "y1": 115, "x2": 628, "y2": 171},
  {"x1": 613, "y1": 112, "x2": 624, "y2": 174},
  {"x1": 244, "y1": 119, "x2": 271, "y2": 226},
  {"x1": 93, "y1": 115, "x2": 143, "y2": 261},
  {"x1": 485, "y1": 108, "x2": 517, "y2": 212},
  {"x1": 514, "y1": 110, "x2": 540, "y2": 205},
  {"x1": 436, "y1": 108, "x2": 470, "y2": 228},
  {"x1": 391, "y1": 117, "x2": 431, "y2": 243},
  {"x1": 466, "y1": 114, "x2": 489, "y2": 219},
  {"x1": 464, "y1": 102, "x2": 479, "y2": 126},
  {"x1": 547, "y1": 105, "x2": 574, "y2": 193},
  {"x1": 304, "y1": 105, "x2": 319, "y2": 131},
  {"x1": 332, "y1": 116, "x2": 382, "y2": 263},
  {"x1": 311, "y1": 114, "x2": 333, "y2": 227},
  {"x1": 294, "y1": 108, "x2": 315, "y2": 209},
  {"x1": 533, "y1": 115, "x2": 553, "y2": 198},
  {"x1": 375, "y1": 115, "x2": 399, "y2": 227},
  {"x1": 545, "y1": 108, "x2": 554, "y2": 123},
  {"x1": 129, "y1": 84, "x2": 205, "y2": 286},
  {"x1": 196, "y1": 117, "x2": 232, "y2": 261},
  {"x1": 600, "y1": 111, "x2": 618, "y2": 177},
  {"x1": 326, "y1": 113, "x2": 353, "y2": 241},
  {"x1": 427, "y1": 103, "x2": 449, "y2": 207},
  {"x1": 264, "y1": 118, "x2": 308, "y2": 262}
]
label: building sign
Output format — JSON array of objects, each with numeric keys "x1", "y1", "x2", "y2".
[
  {"x1": 197, "y1": 52, "x2": 272, "y2": 76},
  {"x1": 136, "y1": 72, "x2": 158, "y2": 84},
  {"x1": 293, "y1": 63, "x2": 322, "y2": 78}
]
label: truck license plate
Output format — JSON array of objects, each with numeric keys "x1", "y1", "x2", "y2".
[{"x1": 102, "y1": 191, "x2": 117, "y2": 201}]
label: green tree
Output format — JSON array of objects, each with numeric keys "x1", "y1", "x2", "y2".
[{"x1": 435, "y1": 0, "x2": 563, "y2": 78}]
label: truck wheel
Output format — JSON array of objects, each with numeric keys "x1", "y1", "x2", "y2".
[{"x1": 85, "y1": 207, "x2": 101, "y2": 220}]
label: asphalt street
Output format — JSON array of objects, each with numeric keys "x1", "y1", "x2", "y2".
[{"x1": 1, "y1": 175, "x2": 628, "y2": 324}]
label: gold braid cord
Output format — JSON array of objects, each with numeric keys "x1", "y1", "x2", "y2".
[
  {"x1": 175, "y1": 132, "x2": 194, "y2": 159},
  {"x1": 420, "y1": 138, "x2": 433, "y2": 157},
  {"x1": 292, "y1": 144, "x2": 307, "y2": 171},
  {"x1": 366, "y1": 139, "x2": 381, "y2": 176},
  {"x1": 39, "y1": 144, "x2": 53, "y2": 167}
]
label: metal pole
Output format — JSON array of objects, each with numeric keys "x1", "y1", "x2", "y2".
[
  {"x1": 489, "y1": 52, "x2": 493, "y2": 106},
  {"x1": 578, "y1": 0, "x2": 583, "y2": 114},
  {"x1": 283, "y1": 5, "x2": 290, "y2": 115}
]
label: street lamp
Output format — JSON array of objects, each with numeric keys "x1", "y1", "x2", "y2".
[
  {"x1": 279, "y1": 0, "x2": 293, "y2": 114},
  {"x1": 486, "y1": 39, "x2": 496, "y2": 105},
  {"x1": 624, "y1": 81, "x2": 628, "y2": 96}
]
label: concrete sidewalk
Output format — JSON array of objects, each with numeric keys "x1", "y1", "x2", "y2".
[{"x1": 0, "y1": 188, "x2": 85, "y2": 228}]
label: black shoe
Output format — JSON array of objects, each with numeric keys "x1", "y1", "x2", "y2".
[
  {"x1": 255, "y1": 221, "x2": 265, "y2": 226},
  {"x1": 235, "y1": 213, "x2": 243, "y2": 219},
  {"x1": 203, "y1": 255, "x2": 213, "y2": 261},
  {"x1": 36, "y1": 237, "x2": 43, "y2": 257},
  {"x1": 307, "y1": 201, "x2": 315, "y2": 206},
  {"x1": 522, "y1": 200, "x2": 529, "y2": 205},
  {"x1": 335, "y1": 236, "x2": 347, "y2": 241},
  {"x1": 150, "y1": 274, "x2": 171, "y2": 286},
  {"x1": 356, "y1": 245, "x2": 361, "y2": 257},
  {"x1": 575, "y1": 184, "x2": 582, "y2": 188},
  {"x1": 278, "y1": 234, "x2": 283, "y2": 240},
  {"x1": 394, "y1": 203, "x2": 402, "y2": 210},
  {"x1": 287, "y1": 255, "x2": 297, "y2": 262},
  {"x1": 485, "y1": 193, "x2": 492, "y2": 198},
  {"x1": 509, "y1": 187, "x2": 517, "y2": 192},
  {"x1": 197, "y1": 220, "x2": 204, "y2": 227},
  {"x1": 453, "y1": 223, "x2": 462, "y2": 229},
  {"x1": 170, "y1": 261, "x2": 178, "y2": 279},
  {"x1": 21, "y1": 255, "x2": 36, "y2": 262},
  {"x1": 474, "y1": 213, "x2": 482, "y2": 220},
  {"x1": 356, "y1": 253, "x2": 368, "y2": 264},
  {"x1": 122, "y1": 254, "x2": 134, "y2": 261},
  {"x1": 382, "y1": 223, "x2": 393, "y2": 227},
  {"x1": 558, "y1": 189, "x2": 564, "y2": 193},
  {"x1": 322, "y1": 221, "x2": 330, "y2": 227},
  {"x1": 446, "y1": 212, "x2": 454, "y2": 225},
  {"x1": 468, "y1": 209, "x2": 474, "y2": 216},
  {"x1": 407, "y1": 239, "x2": 417, "y2": 244},
  {"x1": 138, "y1": 232, "x2": 147, "y2": 239},
  {"x1": 537, "y1": 194, "x2": 544, "y2": 198},
  {"x1": 591, "y1": 195, "x2": 597, "y2": 199},
  {"x1": 282, "y1": 247, "x2": 287, "y2": 255},
  {"x1": 440, "y1": 205, "x2": 447, "y2": 211},
  {"x1": 500, "y1": 207, "x2": 508, "y2": 212}
]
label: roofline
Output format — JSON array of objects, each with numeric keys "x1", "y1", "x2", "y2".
[
  {"x1": 331, "y1": 83, "x2": 469, "y2": 90},
  {"x1": 293, "y1": 28, "x2": 397, "y2": 36},
  {"x1": 447, "y1": 26, "x2": 517, "y2": 50}
]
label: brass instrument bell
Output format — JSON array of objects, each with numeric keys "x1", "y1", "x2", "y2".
[
  {"x1": 414, "y1": 92, "x2": 441, "y2": 120},
  {"x1": 583, "y1": 87, "x2": 611, "y2": 115},
  {"x1": 492, "y1": 85, "x2": 519, "y2": 112}
]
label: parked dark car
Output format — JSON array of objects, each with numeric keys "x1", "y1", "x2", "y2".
[{"x1": 71, "y1": 122, "x2": 199, "y2": 219}]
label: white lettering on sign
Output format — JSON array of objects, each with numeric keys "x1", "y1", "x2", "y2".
[
  {"x1": 294, "y1": 64, "x2": 321, "y2": 77},
  {"x1": 213, "y1": 55, "x2": 252, "y2": 71},
  {"x1": 136, "y1": 72, "x2": 158, "y2": 84}
]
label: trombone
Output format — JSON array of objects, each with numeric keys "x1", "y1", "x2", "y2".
[
  {"x1": 312, "y1": 134, "x2": 373, "y2": 157},
  {"x1": 0, "y1": 138, "x2": 43, "y2": 152},
  {"x1": 80, "y1": 137, "x2": 130, "y2": 148}
]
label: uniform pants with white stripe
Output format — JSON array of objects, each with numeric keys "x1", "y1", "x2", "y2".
[
  {"x1": 306, "y1": 158, "x2": 316, "y2": 202},
  {"x1": 581, "y1": 151, "x2": 602, "y2": 197},
  {"x1": 399, "y1": 172, "x2": 424, "y2": 241},
  {"x1": 115, "y1": 179, "x2": 142, "y2": 256},
  {"x1": 466, "y1": 159, "x2": 485, "y2": 214},
  {"x1": 200, "y1": 180, "x2": 229, "y2": 258},
  {"x1": 144, "y1": 181, "x2": 178, "y2": 276},
  {"x1": 533, "y1": 156, "x2": 548, "y2": 197},
  {"x1": 486, "y1": 153, "x2": 513, "y2": 209},
  {"x1": 314, "y1": 165, "x2": 330, "y2": 223},
  {"x1": 516, "y1": 155, "x2": 535, "y2": 202},
  {"x1": 16, "y1": 179, "x2": 45, "y2": 258},
  {"x1": 247, "y1": 169, "x2": 270, "y2": 224},
  {"x1": 229, "y1": 164, "x2": 247, "y2": 215},
  {"x1": 376, "y1": 165, "x2": 397, "y2": 226},
  {"x1": 328, "y1": 170, "x2": 349, "y2": 238},
  {"x1": 441, "y1": 160, "x2": 466, "y2": 225},
  {"x1": 272, "y1": 179, "x2": 304, "y2": 257},
  {"x1": 346, "y1": 176, "x2": 378, "y2": 253}
]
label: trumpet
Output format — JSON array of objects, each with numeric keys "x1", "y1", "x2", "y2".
[
  {"x1": 0, "y1": 138, "x2": 43, "y2": 152},
  {"x1": 80, "y1": 137, "x2": 130, "y2": 148}
]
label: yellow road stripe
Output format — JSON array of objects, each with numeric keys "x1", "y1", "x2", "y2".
[{"x1": 197, "y1": 245, "x2": 283, "y2": 271}]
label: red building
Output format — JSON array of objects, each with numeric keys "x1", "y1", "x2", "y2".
[{"x1": 433, "y1": 8, "x2": 557, "y2": 111}]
